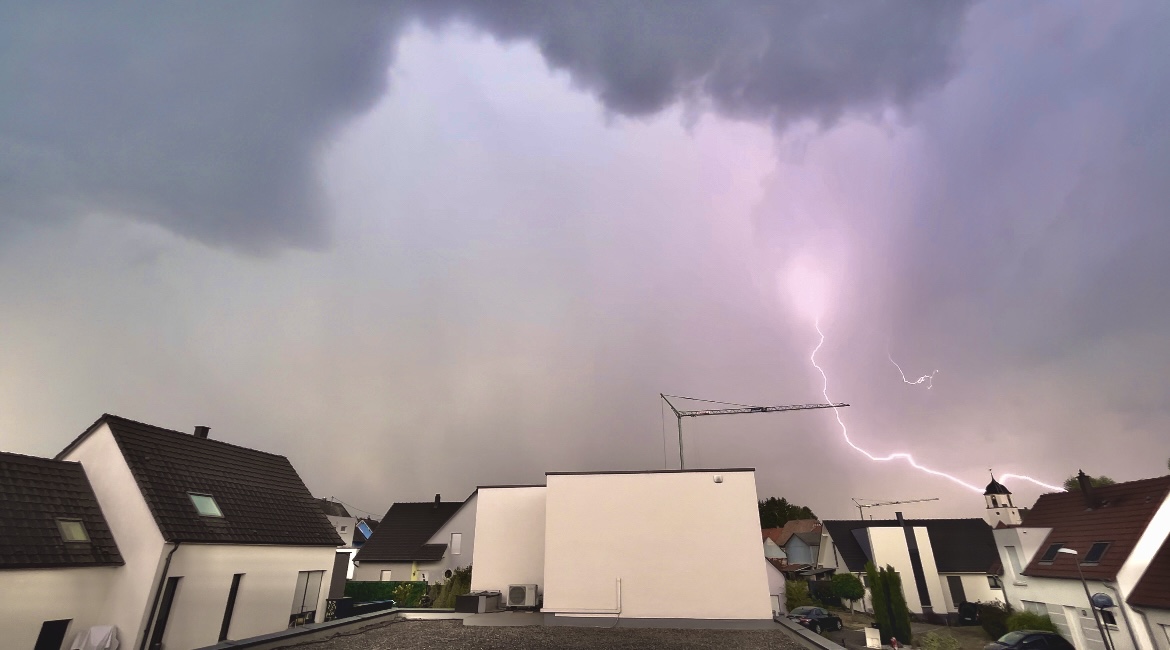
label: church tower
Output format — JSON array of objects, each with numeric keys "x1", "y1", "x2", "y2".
[{"x1": 984, "y1": 471, "x2": 1022, "y2": 526}]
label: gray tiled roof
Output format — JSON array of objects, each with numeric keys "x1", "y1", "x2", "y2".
[
  {"x1": 63, "y1": 414, "x2": 343, "y2": 547},
  {"x1": 317, "y1": 499, "x2": 352, "y2": 518},
  {"x1": 355, "y1": 499, "x2": 469, "y2": 562},
  {"x1": 0, "y1": 451, "x2": 123, "y2": 568}
]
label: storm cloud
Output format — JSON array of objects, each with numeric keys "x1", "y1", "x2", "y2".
[{"x1": 2, "y1": 1, "x2": 972, "y2": 251}]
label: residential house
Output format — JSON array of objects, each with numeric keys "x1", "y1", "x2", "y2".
[
  {"x1": 762, "y1": 519, "x2": 821, "y2": 564},
  {"x1": 1, "y1": 414, "x2": 343, "y2": 650},
  {"x1": 471, "y1": 469, "x2": 773, "y2": 623},
  {"x1": 317, "y1": 499, "x2": 361, "y2": 581},
  {"x1": 762, "y1": 528, "x2": 788, "y2": 561},
  {"x1": 822, "y1": 513, "x2": 1004, "y2": 615},
  {"x1": 992, "y1": 473, "x2": 1170, "y2": 650},
  {"x1": 785, "y1": 530, "x2": 822, "y2": 566},
  {"x1": 352, "y1": 492, "x2": 476, "y2": 583},
  {"x1": 765, "y1": 558, "x2": 787, "y2": 616},
  {"x1": 0, "y1": 452, "x2": 125, "y2": 650},
  {"x1": 353, "y1": 518, "x2": 378, "y2": 549}
]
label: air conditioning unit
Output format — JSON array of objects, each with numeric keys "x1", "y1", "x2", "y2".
[{"x1": 507, "y1": 584, "x2": 538, "y2": 608}]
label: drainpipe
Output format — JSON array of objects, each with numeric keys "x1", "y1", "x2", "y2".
[
  {"x1": 1102, "y1": 582, "x2": 1142, "y2": 650},
  {"x1": 139, "y1": 542, "x2": 181, "y2": 650}
]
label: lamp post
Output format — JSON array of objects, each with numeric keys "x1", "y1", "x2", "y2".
[{"x1": 1057, "y1": 547, "x2": 1112, "y2": 650}]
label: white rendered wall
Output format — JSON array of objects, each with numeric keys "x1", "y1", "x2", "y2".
[
  {"x1": 867, "y1": 526, "x2": 947, "y2": 615},
  {"x1": 421, "y1": 493, "x2": 477, "y2": 580},
  {"x1": 159, "y1": 543, "x2": 336, "y2": 649},
  {"x1": 1138, "y1": 609, "x2": 1170, "y2": 650},
  {"x1": 542, "y1": 471, "x2": 772, "y2": 620},
  {"x1": 938, "y1": 573, "x2": 1005, "y2": 611},
  {"x1": 1116, "y1": 493, "x2": 1170, "y2": 650},
  {"x1": 61, "y1": 423, "x2": 168, "y2": 649},
  {"x1": 326, "y1": 514, "x2": 357, "y2": 547},
  {"x1": 0, "y1": 567, "x2": 118, "y2": 650},
  {"x1": 470, "y1": 487, "x2": 546, "y2": 595},
  {"x1": 351, "y1": 561, "x2": 414, "y2": 582},
  {"x1": 765, "y1": 559, "x2": 786, "y2": 615}
]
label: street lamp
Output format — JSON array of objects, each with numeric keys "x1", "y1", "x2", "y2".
[{"x1": 1057, "y1": 547, "x2": 1111, "y2": 650}]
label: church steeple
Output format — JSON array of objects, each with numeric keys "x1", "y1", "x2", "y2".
[{"x1": 983, "y1": 470, "x2": 1022, "y2": 526}]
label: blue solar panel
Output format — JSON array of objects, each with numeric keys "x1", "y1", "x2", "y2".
[{"x1": 357, "y1": 520, "x2": 373, "y2": 540}]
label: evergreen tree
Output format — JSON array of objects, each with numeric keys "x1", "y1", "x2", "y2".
[{"x1": 758, "y1": 496, "x2": 817, "y2": 528}]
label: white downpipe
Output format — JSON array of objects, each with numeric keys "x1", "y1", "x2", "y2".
[{"x1": 544, "y1": 578, "x2": 622, "y2": 614}]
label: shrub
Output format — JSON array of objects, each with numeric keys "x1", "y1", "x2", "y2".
[
  {"x1": 919, "y1": 631, "x2": 962, "y2": 650},
  {"x1": 832, "y1": 573, "x2": 866, "y2": 611},
  {"x1": 1008, "y1": 611, "x2": 1059, "y2": 634},
  {"x1": 392, "y1": 581, "x2": 429, "y2": 607},
  {"x1": 787, "y1": 580, "x2": 815, "y2": 611},
  {"x1": 435, "y1": 565, "x2": 473, "y2": 608},
  {"x1": 979, "y1": 601, "x2": 1013, "y2": 640}
]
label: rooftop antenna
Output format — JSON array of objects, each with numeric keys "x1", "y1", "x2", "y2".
[
  {"x1": 660, "y1": 393, "x2": 848, "y2": 470},
  {"x1": 852, "y1": 497, "x2": 940, "y2": 520}
]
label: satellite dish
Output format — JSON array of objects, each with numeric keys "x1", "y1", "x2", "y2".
[{"x1": 1091, "y1": 593, "x2": 1115, "y2": 609}]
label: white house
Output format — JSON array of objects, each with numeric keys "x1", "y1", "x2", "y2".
[
  {"x1": 1, "y1": 414, "x2": 343, "y2": 650},
  {"x1": 991, "y1": 472, "x2": 1170, "y2": 650},
  {"x1": 821, "y1": 511, "x2": 1005, "y2": 616},
  {"x1": 351, "y1": 492, "x2": 477, "y2": 584},
  {"x1": 317, "y1": 499, "x2": 360, "y2": 580},
  {"x1": 470, "y1": 468, "x2": 774, "y2": 624}
]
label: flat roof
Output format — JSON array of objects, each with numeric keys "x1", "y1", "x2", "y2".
[
  {"x1": 546, "y1": 468, "x2": 754, "y2": 476},
  {"x1": 476, "y1": 484, "x2": 546, "y2": 489}
]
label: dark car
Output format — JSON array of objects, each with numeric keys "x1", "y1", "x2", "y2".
[
  {"x1": 985, "y1": 631, "x2": 1074, "y2": 650},
  {"x1": 787, "y1": 606, "x2": 842, "y2": 633}
]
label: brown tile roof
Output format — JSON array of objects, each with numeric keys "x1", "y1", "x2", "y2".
[
  {"x1": 0, "y1": 451, "x2": 123, "y2": 568},
  {"x1": 1128, "y1": 535, "x2": 1170, "y2": 609},
  {"x1": 762, "y1": 527, "x2": 784, "y2": 545},
  {"x1": 1021, "y1": 475, "x2": 1170, "y2": 582},
  {"x1": 775, "y1": 519, "x2": 821, "y2": 545},
  {"x1": 355, "y1": 496, "x2": 472, "y2": 562},
  {"x1": 61, "y1": 414, "x2": 343, "y2": 547}
]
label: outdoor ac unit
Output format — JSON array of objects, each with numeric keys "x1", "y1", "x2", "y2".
[{"x1": 507, "y1": 584, "x2": 538, "y2": 608}]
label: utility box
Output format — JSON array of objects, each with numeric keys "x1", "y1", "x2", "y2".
[
  {"x1": 866, "y1": 626, "x2": 883, "y2": 649},
  {"x1": 455, "y1": 591, "x2": 502, "y2": 614}
]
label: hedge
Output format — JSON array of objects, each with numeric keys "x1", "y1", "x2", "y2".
[{"x1": 345, "y1": 580, "x2": 427, "y2": 605}]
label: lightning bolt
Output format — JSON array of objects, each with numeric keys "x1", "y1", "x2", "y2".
[
  {"x1": 812, "y1": 318, "x2": 1064, "y2": 493},
  {"x1": 888, "y1": 349, "x2": 938, "y2": 389}
]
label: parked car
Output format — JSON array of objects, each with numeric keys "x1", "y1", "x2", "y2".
[
  {"x1": 985, "y1": 631, "x2": 1074, "y2": 650},
  {"x1": 787, "y1": 606, "x2": 843, "y2": 633}
]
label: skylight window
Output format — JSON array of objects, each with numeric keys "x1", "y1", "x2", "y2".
[
  {"x1": 189, "y1": 493, "x2": 223, "y2": 517},
  {"x1": 1039, "y1": 543, "x2": 1065, "y2": 563},
  {"x1": 1082, "y1": 542, "x2": 1110, "y2": 565},
  {"x1": 57, "y1": 518, "x2": 89, "y2": 542}
]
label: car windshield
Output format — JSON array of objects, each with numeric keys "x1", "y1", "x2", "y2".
[
  {"x1": 999, "y1": 632, "x2": 1030, "y2": 645},
  {"x1": 791, "y1": 607, "x2": 816, "y2": 616}
]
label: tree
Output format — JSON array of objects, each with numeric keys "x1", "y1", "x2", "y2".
[
  {"x1": 866, "y1": 563, "x2": 912, "y2": 645},
  {"x1": 759, "y1": 496, "x2": 817, "y2": 528},
  {"x1": 1062, "y1": 473, "x2": 1116, "y2": 491},
  {"x1": 831, "y1": 573, "x2": 865, "y2": 613}
]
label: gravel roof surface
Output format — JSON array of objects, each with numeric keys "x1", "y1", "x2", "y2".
[{"x1": 293, "y1": 619, "x2": 804, "y2": 650}]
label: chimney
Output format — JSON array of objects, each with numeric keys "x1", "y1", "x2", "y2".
[
  {"x1": 433, "y1": 493, "x2": 441, "y2": 509},
  {"x1": 194, "y1": 426, "x2": 210, "y2": 439},
  {"x1": 1076, "y1": 470, "x2": 1097, "y2": 507},
  {"x1": 895, "y1": 511, "x2": 904, "y2": 525}
]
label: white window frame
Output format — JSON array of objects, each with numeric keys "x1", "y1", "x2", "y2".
[
  {"x1": 380, "y1": 570, "x2": 392, "y2": 581},
  {"x1": 451, "y1": 532, "x2": 462, "y2": 555}
]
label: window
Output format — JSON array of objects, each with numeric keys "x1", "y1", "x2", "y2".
[
  {"x1": 1101, "y1": 610, "x2": 1117, "y2": 626},
  {"x1": 1038, "y1": 543, "x2": 1065, "y2": 563},
  {"x1": 219, "y1": 573, "x2": 244, "y2": 641},
  {"x1": 988, "y1": 575, "x2": 1004, "y2": 589},
  {"x1": 188, "y1": 493, "x2": 223, "y2": 517},
  {"x1": 1021, "y1": 600, "x2": 1046, "y2": 615},
  {"x1": 289, "y1": 570, "x2": 324, "y2": 627},
  {"x1": 451, "y1": 532, "x2": 462, "y2": 555},
  {"x1": 380, "y1": 570, "x2": 392, "y2": 581},
  {"x1": 56, "y1": 519, "x2": 89, "y2": 542},
  {"x1": 339, "y1": 525, "x2": 347, "y2": 532},
  {"x1": 1082, "y1": 542, "x2": 1109, "y2": 565}
]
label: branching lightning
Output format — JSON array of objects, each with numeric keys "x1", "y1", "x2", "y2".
[
  {"x1": 888, "y1": 349, "x2": 938, "y2": 389},
  {"x1": 812, "y1": 318, "x2": 1064, "y2": 493}
]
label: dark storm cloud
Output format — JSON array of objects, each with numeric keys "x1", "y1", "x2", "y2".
[
  {"x1": 0, "y1": 1, "x2": 974, "y2": 251},
  {"x1": 0, "y1": 2, "x2": 402, "y2": 252}
]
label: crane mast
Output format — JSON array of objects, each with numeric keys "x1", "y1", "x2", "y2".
[{"x1": 660, "y1": 393, "x2": 848, "y2": 470}]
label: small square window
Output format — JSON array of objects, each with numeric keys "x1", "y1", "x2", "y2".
[
  {"x1": 1039, "y1": 543, "x2": 1065, "y2": 563},
  {"x1": 988, "y1": 575, "x2": 1004, "y2": 589},
  {"x1": 189, "y1": 493, "x2": 223, "y2": 517},
  {"x1": 57, "y1": 519, "x2": 89, "y2": 542},
  {"x1": 1083, "y1": 542, "x2": 1109, "y2": 565},
  {"x1": 339, "y1": 526, "x2": 347, "y2": 532}
]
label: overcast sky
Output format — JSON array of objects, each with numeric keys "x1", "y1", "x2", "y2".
[{"x1": 2, "y1": 1, "x2": 1167, "y2": 521}]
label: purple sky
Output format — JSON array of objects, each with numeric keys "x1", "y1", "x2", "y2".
[{"x1": 2, "y1": 1, "x2": 1167, "y2": 521}]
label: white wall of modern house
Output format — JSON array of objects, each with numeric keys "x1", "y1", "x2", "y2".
[
  {"x1": 470, "y1": 486, "x2": 547, "y2": 595},
  {"x1": 351, "y1": 560, "x2": 416, "y2": 582},
  {"x1": 937, "y1": 572, "x2": 1005, "y2": 611},
  {"x1": 59, "y1": 422, "x2": 169, "y2": 649},
  {"x1": 159, "y1": 543, "x2": 336, "y2": 648},
  {"x1": 1138, "y1": 609, "x2": 1170, "y2": 650},
  {"x1": 421, "y1": 492, "x2": 477, "y2": 580},
  {"x1": 866, "y1": 526, "x2": 948, "y2": 615},
  {"x1": 542, "y1": 470, "x2": 772, "y2": 620},
  {"x1": 0, "y1": 566, "x2": 120, "y2": 649}
]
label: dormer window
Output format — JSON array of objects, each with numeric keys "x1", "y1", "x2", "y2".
[
  {"x1": 57, "y1": 518, "x2": 89, "y2": 542},
  {"x1": 189, "y1": 493, "x2": 223, "y2": 517},
  {"x1": 1082, "y1": 542, "x2": 1109, "y2": 565}
]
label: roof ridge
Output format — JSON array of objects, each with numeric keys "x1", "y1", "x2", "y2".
[
  {"x1": 102, "y1": 414, "x2": 289, "y2": 460},
  {"x1": 0, "y1": 450, "x2": 81, "y2": 466}
]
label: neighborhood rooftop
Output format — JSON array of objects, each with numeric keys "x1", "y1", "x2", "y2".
[
  {"x1": 355, "y1": 494, "x2": 473, "y2": 563},
  {"x1": 823, "y1": 518, "x2": 1000, "y2": 574},
  {"x1": 60, "y1": 414, "x2": 342, "y2": 547},
  {"x1": 0, "y1": 451, "x2": 123, "y2": 569}
]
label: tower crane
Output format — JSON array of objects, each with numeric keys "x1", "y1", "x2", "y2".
[
  {"x1": 851, "y1": 497, "x2": 939, "y2": 520},
  {"x1": 660, "y1": 393, "x2": 848, "y2": 470}
]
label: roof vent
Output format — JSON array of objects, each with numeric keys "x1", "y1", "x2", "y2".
[{"x1": 194, "y1": 426, "x2": 210, "y2": 439}]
